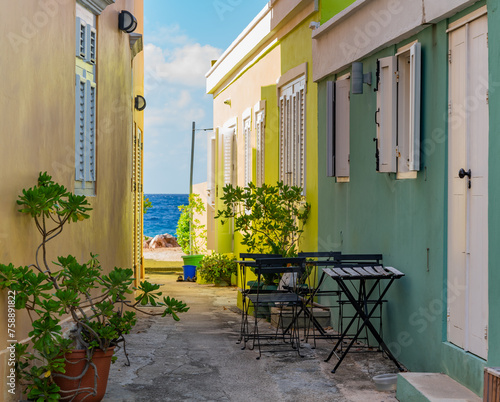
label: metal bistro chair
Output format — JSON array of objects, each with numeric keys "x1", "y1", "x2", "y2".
[
  {"x1": 246, "y1": 257, "x2": 307, "y2": 359},
  {"x1": 236, "y1": 253, "x2": 281, "y2": 348}
]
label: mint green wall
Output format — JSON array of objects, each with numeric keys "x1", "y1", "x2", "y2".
[
  {"x1": 486, "y1": 0, "x2": 500, "y2": 369},
  {"x1": 316, "y1": 2, "x2": 497, "y2": 393},
  {"x1": 320, "y1": 0, "x2": 356, "y2": 24}
]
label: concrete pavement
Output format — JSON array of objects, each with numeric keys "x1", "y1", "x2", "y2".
[{"x1": 103, "y1": 273, "x2": 399, "y2": 402}]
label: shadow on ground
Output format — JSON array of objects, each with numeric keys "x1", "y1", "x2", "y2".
[{"x1": 103, "y1": 273, "x2": 398, "y2": 402}]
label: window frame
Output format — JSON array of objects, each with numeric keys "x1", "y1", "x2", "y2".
[
  {"x1": 376, "y1": 41, "x2": 421, "y2": 179},
  {"x1": 278, "y1": 67, "x2": 307, "y2": 194}
]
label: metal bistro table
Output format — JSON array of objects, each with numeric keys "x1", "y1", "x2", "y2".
[{"x1": 322, "y1": 264, "x2": 405, "y2": 373}]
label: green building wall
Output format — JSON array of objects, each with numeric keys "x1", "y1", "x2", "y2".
[{"x1": 316, "y1": 0, "x2": 499, "y2": 395}]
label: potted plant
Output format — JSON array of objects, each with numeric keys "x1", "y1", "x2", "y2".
[
  {"x1": 216, "y1": 181, "x2": 311, "y2": 287},
  {"x1": 197, "y1": 253, "x2": 237, "y2": 286},
  {"x1": 176, "y1": 193, "x2": 207, "y2": 279},
  {"x1": 0, "y1": 173, "x2": 189, "y2": 401}
]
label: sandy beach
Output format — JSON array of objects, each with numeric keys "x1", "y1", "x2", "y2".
[{"x1": 143, "y1": 247, "x2": 184, "y2": 262}]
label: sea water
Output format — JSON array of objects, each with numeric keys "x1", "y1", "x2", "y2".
[{"x1": 143, "y1": 194, "x2": 189, "y2": 238}]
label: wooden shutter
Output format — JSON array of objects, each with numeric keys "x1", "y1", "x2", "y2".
[
  {"x1": 335, "y1": 78, "x2": 350, "y2": 178},
  {"x1": 76, "y1": 18, "x2": 86, "y2": 59},
  {"x1": 223, "y1": 128, "x2": 235, "y2": 186},
  {"x1": 255, "y1": 107, "x2": 265, "y2": 187},
  {"x1": 88, "y1": 26, "x2": 97, "y2": 64},
  {"x1": 207, "y1": 135, "x2": 216, "y2": 205},
  {"x1": 327, "y1": 81, "x2": 335, "y2": 177},
  {"x1": 279, "y1": 95, "x2": 286, "y2": 184},
  {"x1": 86, "y1": 81, "x2": 96, "y2": 182},
  {"x1": 408, "y1": 42, "x2": 421, "y2": 171},
  {"x1": 377, "y1": 56, "x2": 397, "y2": 173},
  {"x1": 75, "y1": 74, "x2": 86, "y2": 181},
  {"x1": 297, "y1": 84, "x2": 306, "y2": 191},
  {"x1": 243, "y1": 117, "x2": 251, "y2": 186}
]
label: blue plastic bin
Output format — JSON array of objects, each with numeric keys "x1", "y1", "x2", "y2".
[{"x1": 183, "y1": 265, "x2": 196, "y2": 281}]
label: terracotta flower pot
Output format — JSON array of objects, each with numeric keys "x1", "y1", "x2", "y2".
[{"x1": 54, "y1": 347, "x2": 115, "y2": 402}]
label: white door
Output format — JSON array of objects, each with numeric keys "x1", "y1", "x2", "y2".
[{"x1": 448, "y1": 12, "x2": 489, "y2": 360}]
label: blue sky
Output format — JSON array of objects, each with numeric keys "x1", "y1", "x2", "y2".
[{"x1": 143, "y1": 0, "x2": 269, "y2": 194}]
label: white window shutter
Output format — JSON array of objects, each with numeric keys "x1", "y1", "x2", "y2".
[
  {"x1": 76, "y1": 18, "x2": 86, "y2": 59},
  {"x1": 279, "y1": 96, "x2": 286, "y2": 184},
  {"x1": 377, "y1": 56, "x2": 397, "y2": 173},
  {"x1": 255, "y1": 109, "x2": 265, "y2": 187},
  {"x1": 75, "y1": 75, "x2": 86, "y2": 181},
  {"x1": 223, "y1": 128, "x2": 235, "y2": 186},
  {"x1": 86, "y1": 81, "x2": 96, "y2": 182},
  {"x1": 335, "y1": 78, "x2": 350, "y2": 178},
  {"x1": 326, "y1": 81, "x2": 335, "y2": 177},
  {"x1": 243, "y1": 117, "x2": 252, "y2": 186},
  {"x1": 207, "y1": 136, "x2": 216, "y2": 205},
  {"x1": 298, "y1": 86, "x2": 306, "y2": 192},
  {"x1": 408, "y1": 42, "x2": 421, "y2": 171}
]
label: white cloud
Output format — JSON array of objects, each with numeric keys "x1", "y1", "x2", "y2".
[{"x1": 145, "y1": 42, "x2": 221, "y2": 87}]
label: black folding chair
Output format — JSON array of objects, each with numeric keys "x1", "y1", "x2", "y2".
[
  {"x1": 236, "y1": 253, "x2": 281, "y2": 348},
  {"x1": 246, "y1": 257, "x2": 307, "y2": 359}
]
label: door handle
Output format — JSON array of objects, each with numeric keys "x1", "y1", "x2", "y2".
[
  {"x1": 458, "y1": 168, "x2": 472, "y2": 188},
  {"x1": 458, "y1": 168, "x2": 471, "y2": 179}
]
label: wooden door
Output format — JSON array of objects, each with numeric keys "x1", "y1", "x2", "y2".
[{"x1": 448, "y1": 12, "x2": 489, "y2": 359}]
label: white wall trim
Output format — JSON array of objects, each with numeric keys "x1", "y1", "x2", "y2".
[
  {"x1": 242, "y1": 107, "x2": 252, "y2": 122},
  {"x1": 77, "y1": 0, "x2": 115, "y2": 15},
  {"x1": 447, "y1": 5, "x2": 487, "y2": 32}
]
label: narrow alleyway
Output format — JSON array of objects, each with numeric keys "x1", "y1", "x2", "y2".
[{"x1": 104, "y1": 274, "x2": 399, "y2": 402}]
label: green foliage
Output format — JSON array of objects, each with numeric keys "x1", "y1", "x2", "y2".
[
  {"x1": 0, "y1": 173, "x2": 189, "y2": 400},
  {"x1": 216, "y1": 182, "x2": 311, "y2": 257},
  {"x1": 143, "y1": 196, "x2": 152, "y2": 214},
  {"x1": 176, "y1": 193, "x2": 207, "y2": 255},
  {"x1": 216, "y1": 182, "x2": 310, "y2": 285},
  {"x1": 197, "y1": 253, "x2": 237, "y2": 284}
]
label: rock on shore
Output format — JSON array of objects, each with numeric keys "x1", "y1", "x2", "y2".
[{"x1": 143, "y1": 233, "x2": 179, "y2": 249}]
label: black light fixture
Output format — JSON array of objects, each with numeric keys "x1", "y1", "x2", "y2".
[
  {"x1": 135, "y1": 95, "x2": 146, "y2": 111},
  {"x1": 119, "y1": 10, "x2": 138, "y2": 33}
]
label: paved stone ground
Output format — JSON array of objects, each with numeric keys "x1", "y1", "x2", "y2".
[{"x1": 103, "y1": 273, "x2": 399, "y2": 402}]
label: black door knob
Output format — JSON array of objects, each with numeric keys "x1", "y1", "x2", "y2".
[{"x1": 458, "y1": 168, "x2": 471, "y2": 179}]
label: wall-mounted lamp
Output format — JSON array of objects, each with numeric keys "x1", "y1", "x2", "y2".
[
  {"x1": 223, "y1": 98, "x2": 231, "y2": 106},
  {"x1": 135, "y1": 95, "x2": 146, "y2": 111},
  {"x1": 119, "y1": 10, "x2": 138, "y2": 33},
  {"x1": 352, "y1": 62, "x2": 372, "y2": 94}
]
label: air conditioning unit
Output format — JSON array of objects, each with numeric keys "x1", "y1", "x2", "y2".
[{"x1": 484, "y1": 367, "x2": 500, "y2": 402}]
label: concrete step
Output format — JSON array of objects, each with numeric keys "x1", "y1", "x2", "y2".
[{"x1": 397, "y1": 373, "x2": 481, "y2": 402}]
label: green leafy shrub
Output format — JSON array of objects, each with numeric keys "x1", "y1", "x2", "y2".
[
  {"x1": 197, "y1": 253, "x2": 237, "y2": 284},
  {"x1": 0, "y1": 173, "x2": 189, "y2": 401},
  {"x1": 216, "y1": 181, "x2": 311, "y2": 285},
  {"x1": 176, "y1": 193, "x2": 207, "y2": 255}
]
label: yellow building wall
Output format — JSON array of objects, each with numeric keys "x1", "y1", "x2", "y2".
[
  {"x1": 0, "y1": 1, "x2": 142, "y2": 399},
  {"x1": 212, "y1": 45, "x2": 282, "y2": 255}
]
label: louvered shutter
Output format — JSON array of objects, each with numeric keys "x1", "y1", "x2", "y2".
[
  {"x1": 223, "y1": 128, "x2": 235, "y2": 186},
  {"x1": 75, "y1": 75, "x2": 86, "y2": 181},
  {"x1": 207, "y1": 135, "x2": 216, "y2": 205},
  {"x1": 327, "y1": 81, "x2": 335, "y2": 177},
  {"x1": 88, "y1": 26, "x2": 97, "y2": 64},
  {"x1": 377, "y1": 56, "x2": 397, "y2": 173},
  {"x1": 408, "y1": 42, "x2": 421, "y2": 171},
  {"x1": 335, "y1": 78, "x2": 350, "y2": 178},
  {"x1": 76, "y1": 18, "x2": 86, "y2": 59},
  {"x1": 256, "y1": 109, "x2": 265, "y2": 187},
  {"x1": 86, "y1": 81, "x2": 96, "y2": 182},
  {"x1": 279, "y1": 95, "x2": 286, "y2": 184},
  {"x1": 297, "y1": 84, "x2": 306, "y2": 191},
  {"x1": 244, "y1": 117, "x2": 251, "y2": 186}
]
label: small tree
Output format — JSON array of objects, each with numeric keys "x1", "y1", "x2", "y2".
[
  {"x1": 216, "y1": 182, "x2": 311, "y2": 257},
  {"x1": 176, "y1": 193, "x2": 207, "y2": 255}
]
